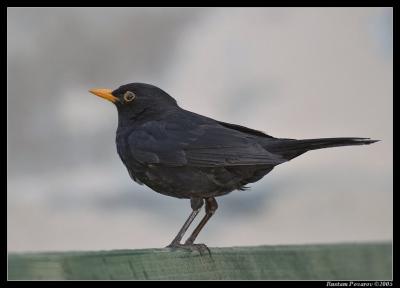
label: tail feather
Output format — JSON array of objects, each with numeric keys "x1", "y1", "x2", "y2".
[{"x1": 266, "y1": 137, "x2": 379, "y2": 160}]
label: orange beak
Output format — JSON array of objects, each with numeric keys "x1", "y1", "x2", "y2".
[{"x1": 89, "y1": 88, "x2": 118, "y2": 103}]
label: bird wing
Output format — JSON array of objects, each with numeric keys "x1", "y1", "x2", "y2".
[{"x1": 126, "y1": 120, "x2": 285, "y2": 167}]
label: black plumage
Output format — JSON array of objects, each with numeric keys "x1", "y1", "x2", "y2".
[{"x1": 90, "y1": 83, "x2": 378, "y2": 250}]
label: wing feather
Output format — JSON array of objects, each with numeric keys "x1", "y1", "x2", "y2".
[{"x1": 127, "y1": 121, "x2": 284, "y2": 167}]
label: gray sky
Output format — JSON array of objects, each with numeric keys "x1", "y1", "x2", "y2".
[{"x1": 8, "y1": 7, "x2": 392, "y2": 251}]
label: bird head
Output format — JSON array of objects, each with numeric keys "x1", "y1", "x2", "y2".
[{"x1": 90, "y1": 83, "x2": 178, "y2": 124}]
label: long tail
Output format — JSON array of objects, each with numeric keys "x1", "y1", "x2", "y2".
[{"x1": 266, "y1": 137, "x2": 379, "y2": 160}]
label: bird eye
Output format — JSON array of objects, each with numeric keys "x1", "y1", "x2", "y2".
[{"x1": 123, "y1": 91, "x2": 136, "y2": 102}]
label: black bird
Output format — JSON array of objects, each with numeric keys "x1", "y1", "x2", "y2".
[{"x1": 90, "y1": 83, "x2": 378, "y2": 250}]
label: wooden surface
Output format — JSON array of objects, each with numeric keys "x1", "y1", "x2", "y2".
[{"x1": 8, "y1": 242, "x2": 391, "y2": 280}]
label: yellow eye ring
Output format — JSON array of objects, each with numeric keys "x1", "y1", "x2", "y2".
[{"x1": 123, "y1": 91, "x2": 136, "y2": 102}]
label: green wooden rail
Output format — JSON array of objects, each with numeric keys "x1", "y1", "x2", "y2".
[{"x1": 8, "y1": 242, "x2": 391, "y2": 280}]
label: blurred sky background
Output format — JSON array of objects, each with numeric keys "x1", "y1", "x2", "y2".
[{"x1": 7, "y1": 7, "x2": 392, "y2": 251}]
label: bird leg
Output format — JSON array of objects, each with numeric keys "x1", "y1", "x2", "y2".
[
  {"x1": 166, "y1": 198, "x2": 203, "y2": 248},
  {"x1": 184, "y1": 197, "x2": 218, "y2": 246}
]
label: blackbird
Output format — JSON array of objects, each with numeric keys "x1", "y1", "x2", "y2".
[{"x1": 90, "y1": 83, "x2": 378, "y2": 250}]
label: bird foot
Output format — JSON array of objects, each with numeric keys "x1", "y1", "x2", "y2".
[{"x1": 166, "y1": 242, "x2": 211, "y2": 255}]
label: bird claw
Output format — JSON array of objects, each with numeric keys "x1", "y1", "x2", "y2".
[{"x1": 166, "y1": 243, "x2": 211, "y2": 255}]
